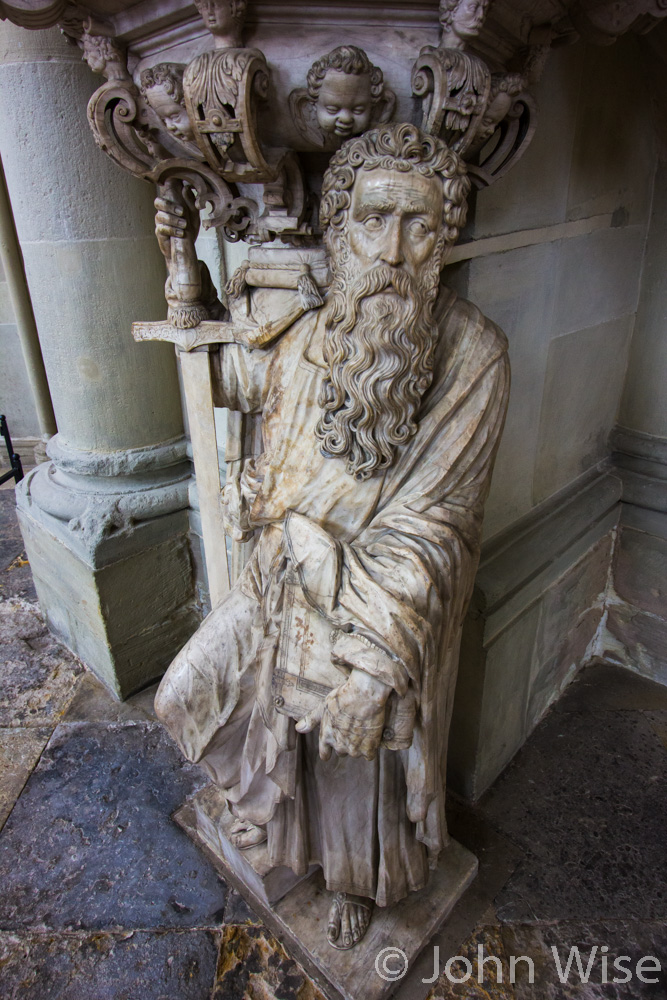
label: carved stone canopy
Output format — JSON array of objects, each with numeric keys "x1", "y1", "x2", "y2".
[{"x1": 1, "y1": 0, "x2": 665, "y2": 316}]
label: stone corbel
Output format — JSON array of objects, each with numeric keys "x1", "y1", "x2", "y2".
[
  {"x1": 183, "y1": 46, "x2": 272, "y2": 182},
  {"x1": 412, "y1": 47, "x2": 491, "y2": 154}
]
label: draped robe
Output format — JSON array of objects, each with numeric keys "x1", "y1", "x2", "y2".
[{"x1": 155, "y1": 284, "x2": 509, "y2": 907}]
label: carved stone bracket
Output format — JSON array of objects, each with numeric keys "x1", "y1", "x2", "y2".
[
  {"x1": 5, "y1": 0, "x2": 666, "y2": 324},
  {"x1": 184, "y1": 46, "x2": 273, "y2": 182},
  {"x1": 87, "y1": 79, "x2": 161, "y2": 177},
  {"x1": 412, "y1": 46, "x2": 491, "y2": 154},
  {"x1": 149, "y1": 159, "x2": 254, "y2": 237}
]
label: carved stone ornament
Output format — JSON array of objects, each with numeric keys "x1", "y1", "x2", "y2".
[
  {"x1": 289, "y1": 45, "x2": 397, "y2": 150},
  {"x1": 412, "y1": 0, "x2": 553, "y2": 186},
  {"x1": 79, "y1": 18, "x2": 130, "y2": 82},
  {"x1": 148, "y1": 122, "x2": 510, "y2": 961},
  {"x1": 6, "y1": 0, "x2": 667, "y2": 986},
  {"x1": 183, "y1": 46, "x2": 272, "y2": 180}
]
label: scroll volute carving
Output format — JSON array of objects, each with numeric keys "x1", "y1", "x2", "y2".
[
  {"x1": 180, "y1": 0, "x2": 279, "y2": 183},
  {"x1": 412, "y1": 1, "x2": 552, "y2": 188},
  {"x1": 183, "y1": 46, "x2": 274, "y2": 182},
  {"x1": 412, "y1": 0, "x2": 492, "y2": 155},
  {"x1": 289, "y1": 46, "x2": 396, "y2": 150}
]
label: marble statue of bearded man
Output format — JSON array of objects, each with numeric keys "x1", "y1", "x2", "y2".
[{"x1": 155, "y1": 122, "x2": 510, "y2": 950}]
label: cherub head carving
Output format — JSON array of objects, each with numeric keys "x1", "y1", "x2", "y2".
[
  {"x1": 140, "y1": 63, "x2": 194, "y2": 143},
  {"x1": 290, "y1": 46, "x2": 396, "y2": 149},
  {"x1": 439, "y1": 0, "x2": 491, "y2": 48},
  {"x1": 316, "y1": 123, "x2": 470, "y2": 479},
  {"x1": 193, "y1": 0, "x2": 247, "y2": 47}
]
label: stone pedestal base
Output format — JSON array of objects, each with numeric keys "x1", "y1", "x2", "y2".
[
  {"x1": 175, "y1": 785, "x2": 478, "y2": 1000},
  {"x1": 17, "y1": 456, "x2": 200, "y2": 699},
  {"x1": 188, "y1": 784, "x2": 318, "y2": 906}
]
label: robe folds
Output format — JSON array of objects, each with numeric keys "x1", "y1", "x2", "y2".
[{"x1": 156, "y1": 285, "x2": 510, "y2": 907}]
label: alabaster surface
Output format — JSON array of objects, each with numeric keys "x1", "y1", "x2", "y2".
[
  {"x1": 153, "y1": 121, "x2": 510, "y2": 954},
  {"x1": 4, "y1": 0, "x2": 666, "y2": 981}
]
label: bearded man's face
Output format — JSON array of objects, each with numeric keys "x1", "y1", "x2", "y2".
[{"x1": 316, "y1": 166, "x2": 447, "y2": 481}]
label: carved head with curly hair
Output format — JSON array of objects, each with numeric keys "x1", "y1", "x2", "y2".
[
  {"x1": 315, "y1": 123, "x2": 470, "y2": 480},
  {"x1": 306, "y1": 45, "x2": 389, "y2": 139},
  {"x1": 439, "y1": 0, "x2": 490, "y2": 46},
  {"x1": 140, "y1": 63, "x2": 194, "y2": 142}
]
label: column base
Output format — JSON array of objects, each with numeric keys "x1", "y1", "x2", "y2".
[{"x1": 16, "y1": 436, "x2": 201, "y2": 699}]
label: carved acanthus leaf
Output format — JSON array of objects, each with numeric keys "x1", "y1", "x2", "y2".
[
  {"x1": 412, "y1": 46, "x2": 491, "y2": 154},
  {"x1": 183, "y1": 47, "x2": 274, "y2": 182}
]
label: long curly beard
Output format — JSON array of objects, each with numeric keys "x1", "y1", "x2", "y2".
[{"x1": 315, "y1": 235, "x2": 444, "y2": 481}]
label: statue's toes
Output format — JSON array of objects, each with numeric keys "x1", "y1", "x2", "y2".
[
  {"x1": 327, "y1": 896, "x2": 342, "y2": 944},
  {"x1": 341, "y1": 905, "x2": 353, "y2": 949},
  {"x1": 349, "y1": 907, "x2": 361, "y2": 943},
  {"x1": 230, "y1": 824, "x2": 267, "y2": 850}
]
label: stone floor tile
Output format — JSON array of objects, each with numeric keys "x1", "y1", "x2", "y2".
[
  {"x1": 0, "y1": 492, "x2": 37, "y2": 601},
  {"x1": 0, "y1": 929, "x2": 219, "y2": 1000},
  {"x1": 0, "y1": 726, "x2": 51, "y2": 830},
  {"x1": 480, "y1": 705, "x2": 667, "y2": 923},
  {"x1": 553, "y1": 661, "x2": 667, "y2": 713},
  {"x1": 0, "y1": 599, "x2": 82, "y2": 727},
  {"x1": 645, "y1": 710, "x2": 667, "y2": 751},
  {"x1": 211, "y1": 924, "x2": 325, "y2": 1000},
  {"x1": 0, "y1": 722, "x2": 227, "y2": 931},
  {"x1": 502, "y1": 921, "x2": 667, "y2": 999},
  {"x1": 425, "y1": 925, "x2": 517, "y2": 999}
]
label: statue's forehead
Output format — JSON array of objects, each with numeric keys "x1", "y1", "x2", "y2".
[
  {"x1": 319, "y1": 70, "x2": 372, "y2": 103},
  {"x1": 351, "y1": 167, "x2": 442, "y2": 216}
]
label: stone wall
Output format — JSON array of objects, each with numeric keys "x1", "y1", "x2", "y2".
[
  {"x1": 447, "y1": 35, "x2": 661, "y2": 798},
  {"x1": 603, "y1": 150, "x2": 667, "y2": 687}
]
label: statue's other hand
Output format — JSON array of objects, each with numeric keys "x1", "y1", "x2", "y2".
[{"x1": 317, "y1": 669, "x2": 391, "y2": 762}]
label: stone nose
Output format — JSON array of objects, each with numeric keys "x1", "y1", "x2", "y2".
[{"x1": 380, "y1": 219, "x2": 404, "y2": 266}]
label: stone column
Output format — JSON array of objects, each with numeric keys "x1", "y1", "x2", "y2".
[{"x1": 0, "y1": 22, "x2": 199, "y2": 698}]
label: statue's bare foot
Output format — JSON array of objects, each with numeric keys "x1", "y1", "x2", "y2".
[
  {"x1": 327, "y1": 891, "x2": 374, "y2": 950},
  {"x1": 229, "y1": 817, "x2": 267, "y2": 850}
]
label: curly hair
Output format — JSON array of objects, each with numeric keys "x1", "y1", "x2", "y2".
[
  {"x1": 193, "y1": 0, "x2": 247, "y2": 26},
  {"x1": 320, "y1": 122, "x2": 470, "y2": 247},
  {"x1": 307, "y1": 45, "x2": 385, "y2": 103},
  {"x1": 140, "y1": 63, "x2": 185, "y2": 103},
  {"x1": 439, "y1": 0, "x2": 490, "y2": 33}
]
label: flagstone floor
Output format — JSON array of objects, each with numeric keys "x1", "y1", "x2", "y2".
[{"x1": 0, "y1": 488, "x2": 666, "y2": 1000}]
